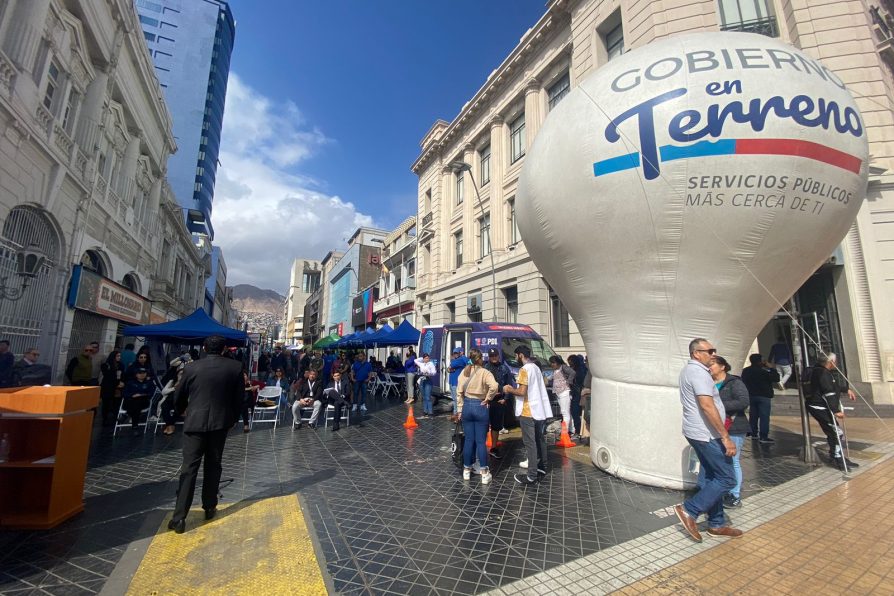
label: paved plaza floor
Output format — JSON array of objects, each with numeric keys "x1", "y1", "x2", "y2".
[{"x1": 1, "y1": 394, "x2": 892, "y2": 595}]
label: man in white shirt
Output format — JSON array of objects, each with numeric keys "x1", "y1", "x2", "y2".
[
  {"x1": 674, "y1": 338, "x2": 743, "y2": 542},
  {"x1": 414, "y1": 354, "x2": 437, "y2": 418},
  {"x1": 503, "y1": 345, "x2": 551, "y2": 485}
]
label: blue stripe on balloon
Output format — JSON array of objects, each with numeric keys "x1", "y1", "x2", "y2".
[
  {"x1": 659, "y1": 139, "x2": 736, "y2": 162},
  {"x1": 593, "y1": 152, "x2": 641, "y2": 176}
]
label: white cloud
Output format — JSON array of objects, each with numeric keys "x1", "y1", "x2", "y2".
[{"x1": 212, "y1": 74, "x2": 376, "y2": 293}]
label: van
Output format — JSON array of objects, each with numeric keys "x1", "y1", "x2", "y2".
[{"x1": 417, "y1": 322, "x2": 559, "y2": 396}]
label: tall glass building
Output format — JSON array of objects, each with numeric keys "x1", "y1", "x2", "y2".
[{"x1": 134, "y1": 0, "x2": 235, "y2": 239}]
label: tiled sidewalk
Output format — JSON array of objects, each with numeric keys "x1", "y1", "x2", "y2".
[{"x1": 0, "y1": 395, "x2": 891, "y2": 595}]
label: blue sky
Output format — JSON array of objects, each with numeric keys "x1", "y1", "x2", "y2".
[{"x1": 213, "y1": 0, "x2": 547, "y2": 292}]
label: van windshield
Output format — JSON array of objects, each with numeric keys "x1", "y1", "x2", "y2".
[{"x1": 501, "y1": 336, "x2": 558, "y2": 365}]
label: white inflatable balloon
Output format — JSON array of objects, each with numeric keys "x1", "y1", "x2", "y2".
[{"x1": 518, "y1": 32, "x2": 868, "y2": 488}]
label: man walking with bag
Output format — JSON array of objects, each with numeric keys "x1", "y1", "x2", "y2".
[{"x1": 168, "y1": 335, "x2": 243, "y2": 534}]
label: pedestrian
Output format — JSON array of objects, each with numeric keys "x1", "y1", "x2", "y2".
[
  {"x1": 120, "y1": 343, "x2": 137, "y2": 370},
  {"x1": 740, "y1": 353, "x2": 780, "y2": 443},
  {"x1": 265, "y1": 367, "x2": 289, "y2": 412},
  {"x1": 351, "y1": 353, "x2": 372, "y2": 413},
  {"x1": 457, "y1": 348, "x2": 498, "y2": 484},
  {"x1": 241, "y1": 370, "x2": 257, "y2": 433},
  {"x1": 807, "y1": 353, "x2": 859, "y2": 470},
  {"x1": 414, "y1": 353, "x2": 437, "y2": 418},
  {"x1": 768, "y1": 335, "x2": 793, "y2": 390},
  {"x1": 674, "y1": 338, "x2": 743, "y2": 542},
  {"x1": 89, "y1": 341, "x2": 102, "y2": 384},
  {"x1": 125, "y1": 348, "x2": 157, "y2": 385},
  {"x1": 159, "y1": 364, "x2": 186, "y2": 435},
  {"x1": 121, "y1": 367, "x2": 154, "y2": 436},
  {"x1": 548, "y1": 355, "x2": 577, "y2": 434},
  {"x1": 567, "y1": 354, "x2": 588, "y2": 439},
  {"x1": 168, "y1": 335, "x2": 243, "y2": 534},
  {"x1": 292, "y1": 369, "x2": 324, "y2": 428},
  {"x1": 13, "y1": 347, "x2": 51, "y2": 387},
  {"x1": 448, "y1": 348, "x2": 470, "y2": 416},
  {"x1": 65, "y1": 344, "x2": 96, "y2": 385},
  {"x1": 503, "y1": 345, "x2": 551, "y2": 486},
  {"x1": 0, "y1": 340, "x2": 15, "y2": 388},
  {"x1": 703, "y1": 355, "x2": 750, "y2": 508},
  {"x1": 483, "y1": 348, "x2": 513, "y2": 456},
  {"x1": 99, "y1": 350, "x2": 124, "y2": 426},
  {"x1": 404, "y1": 352, "x2": 418, "y2": 404}
]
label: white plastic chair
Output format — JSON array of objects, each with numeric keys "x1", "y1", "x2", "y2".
[
  {"x1": 252, "y1": 387, "x2": 282, "y2": 430},
  {"x1": 292, "y1": 402, "x2": 315, "y2": 430},
  {"x1": 380, "y1": 374, "x2": 400, "y2": 399},
  {"x1": 113, "y1": 393, "x2": 152, "y2": 436},
  {"x1": 323, "y1": 404, "x2": 350, "y2": 429}
]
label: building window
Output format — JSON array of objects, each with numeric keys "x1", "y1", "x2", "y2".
[
  {"x1": 478, "y1": 214, "x2": 491, "y2": 258},
  {"x1": 196, "y1": 166, "x2": 204, "y2": 177},
  {"x1": 424, "y1": 188, "x2": 431, "y2": 213},
  {"x1": 508, "y1": 198, "x2": 519, "y2": 244},
  {"x1": 717, "y1": 0, "x2": 778, "y2": 37},
  {"x1": 144, "y1": 31, "x2": 157, "y2": 43},
  {"x1": 479, "y1": 144, "x2": 491, "y2": 185},
  {"x1": 137, "y1": 0, "x2": 163, "y2": 12},
  {"x1": 139, "y1": 15, "x2": 159, "y2": 27},
  {"x1": 43, "y1": 60, "x2": 61, "y2": 111},
  {"x1": 548, "y1": 73, "x2": 570, "y2": 110},
  {"x1": 455, "y1": 171, "x2": 464, "y2": 205},
  {"x1": 454, "y1": 231, "x2": 463, "y2": 268},
  {"x1": 550, "y1": 287, "x2": 571, "y2": 347},
  {"x1": 510, "y1": 114, "x2": 525, "y2": 163},
  {"x1": 194, "y1": 182, "x2": 202, "y2": 192},
  {"x1": 605, "y1": 22, "x2": 625, "y2": 60},
  {"x1": 446, "y1": 301, "x2": 455, "y2": 322},
  {"x1": 62, "y1": 90, "x2": 79, "y2": 133},
  {"x1": 504, "y1": 286, "x2": 518, "y2": 324}
]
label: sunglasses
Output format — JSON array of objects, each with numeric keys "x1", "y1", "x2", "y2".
[{"x1": 695, "y1": 348, "x2": 718, "y2": 355}]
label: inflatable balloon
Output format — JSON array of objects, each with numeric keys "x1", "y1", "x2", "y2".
[{"x1": 518, "y1": 32, "x2": 868, "y2": 488}]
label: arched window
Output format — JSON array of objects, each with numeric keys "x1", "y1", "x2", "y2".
[
  {"x1": 122, "y1": 273, "x2": 141, "y2": 294},
  {"x1": 81, "y1": 250, "x2": 106, "y2": 277}
]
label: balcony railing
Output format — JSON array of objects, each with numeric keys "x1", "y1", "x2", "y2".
[
  {"x1": 872, "y1": 4, "x2": 894, "y2": 68},
  {"x1": 720, "y1": 16, "x2": 779, "y2": 38},
  {"x1": 421, "y1": 211, "x2": 433, "y2": 228}
]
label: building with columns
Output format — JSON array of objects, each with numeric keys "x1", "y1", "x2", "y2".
[
  {"x1": 0, "y1": 0, "x2": 205, "y2": 381},
  {"x1": 413, "y1": 0, "x2": 894, "y2": 402},
  {"x1": 302, "y1": 250, "x2": 343, "y2": 346}
]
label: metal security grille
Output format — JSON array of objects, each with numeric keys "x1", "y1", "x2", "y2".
[
  {"x1": 0, "y1": 207, "x2": 60, "y2": 357},
  {"x1": 67, "y1": 310, "x2": 107, "y2": 367}
]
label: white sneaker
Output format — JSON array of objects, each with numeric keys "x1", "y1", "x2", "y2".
[
  {"x1": 351, "y1": 405, "x2": 358, "y2": 412},
  {"x1": 463, "y1": 468, "x2": 471, "y2": 480},
  {"x1": 360, "y1": 405, "x2": 368, "y2": 412},
  {"x1": 519, "y1": 460, "x2": 528, "y2": 469},
  {"x1": 472, "y1": 462, "x2": 482, "y2": 475},
  {"x1": 499, "y1": 428, "x2": 508, "y2": 435},
  {"x1": 481, "y1": 471, "x2": 492, "y2": 485}
]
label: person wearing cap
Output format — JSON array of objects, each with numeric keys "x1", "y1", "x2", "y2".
[
  {"x1": 448, "y1": 348, "x2": 470, "y2": 417},
  {"x1": 122, "y1": 367, "x2": 154, "y2": 436},
  {"x1": 484, "y1": 348, "x2": 514, "y2": 458}
]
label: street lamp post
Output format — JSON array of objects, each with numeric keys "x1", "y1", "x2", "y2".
[
  {"x1": 450, "y1": 161, "x2": 498, "y2": 320},
  {"x1": 0, "y1": 244, "x2": 46, "y2": 301}
]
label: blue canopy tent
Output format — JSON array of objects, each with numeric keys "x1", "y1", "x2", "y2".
[
  {"x1": 333, "y1": 332, "x2": 358, "y2": 348},
  {"x1": 124, "y1": 308, "x2": 248, "y2": 345},
  {"x1": 376, "y1": 320, "x2": 420, "y2": 347},
  {"x1": 363, "y1": 323, "x2": 394, "y2": 348}
]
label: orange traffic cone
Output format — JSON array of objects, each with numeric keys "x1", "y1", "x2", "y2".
[
  {"x1": 403, "y1": 406, "x2": 418, "y2": 429},
  {"x1": 486, "y1": 429, "x2": 493, "y2": 449},
  {"x1": 556, "y1": 421, "x2": 576, "y2": 448}
]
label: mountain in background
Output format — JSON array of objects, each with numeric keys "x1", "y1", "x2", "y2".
[{"x1": 231, "y1": 284, "x2": 284, "y2": 316}]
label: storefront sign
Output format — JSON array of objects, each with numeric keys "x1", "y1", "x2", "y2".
[
  {"x1": 351, "y1": 288, "x2": 376, "y2": 327},
  {"x1": 67, "y1": 265, "x2": 150, "y2": 324}
]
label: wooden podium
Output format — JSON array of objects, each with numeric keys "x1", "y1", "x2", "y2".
[{"x1": 0, "y1": 386, "x2": 99, "y2": 529}]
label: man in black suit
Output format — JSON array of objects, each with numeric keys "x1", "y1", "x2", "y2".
[
  {"x1": 292, "y1": 369, "x2": 324, "y2": 428},
  {"x1": 168, "y1": 335, "x2": 243, "y2": 534},
  {"x1": 325, "y1": 369, "x2": 352, "y2": 430}
]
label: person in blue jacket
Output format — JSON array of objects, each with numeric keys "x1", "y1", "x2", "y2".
[
  {"x1": 448, "y1": 348, "x2": 471, "y2": 416},
  {"x1": 351, "y1": 353, "x2": 373, "y2": 413}
]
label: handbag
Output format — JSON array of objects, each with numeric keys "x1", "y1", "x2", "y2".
[{"x1": 451, "y1": 421, "x2": 465, "y2": 468}]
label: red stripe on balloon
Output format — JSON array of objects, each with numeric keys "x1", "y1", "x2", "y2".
[{"x1": 735, "y1": 138, "x2": 862, "y2": 174}]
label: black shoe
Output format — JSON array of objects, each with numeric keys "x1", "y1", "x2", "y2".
[
  {"x1": 308, "y1": 423, "x2": 317, "y2": 429},
  {"x1": 835, "y1": 457, "x2": 860, "y2": 471},
  {"x1": 537, "y1": 468, "x2": 547, "y2": 476},
  {"x1": 758, "y1": 437, "x2": 775, "y2": 444},
  {"x1": 723, "y1": 495, "x2": 743, "y2": 508},
  {"x1": 332, "y1": 425, "x2": 340, "y2": 431},
  {"x1": 488, "y1": 449, "x2": 502, "y2": 460},
  {"x1": 204, "y1": 508, "x2": 216, "y2": 520},
  {"x1": 514, "y1": 473, "x2": 537, "y2": 485},
  {"x1": 168, "y1": 519, "x2": 185, "y2": 534}
]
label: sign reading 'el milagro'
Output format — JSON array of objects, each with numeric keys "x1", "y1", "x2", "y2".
[{"x1": 67, "y1": 265, "x2": 151, "y2": 325}]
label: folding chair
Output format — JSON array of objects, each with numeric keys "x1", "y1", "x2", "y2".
[
  {"x1": 113, "y1": 395, "x2": 151, "y2": 437},
  {"x1": 367, "y1": 373, "x2": 381, "y2": 397},
  {"x1": 380, "y1": 374, "x2": 400, "y2": 399},
  {"x1": 252, "y1": 387, "x2": 282, "y2": 430},
  {"x1": 323, "y1": 404, "x2": 350, "y2": 429},
  {"x1": 292, "y1": 401, "x2": 316, "y2": 430}
]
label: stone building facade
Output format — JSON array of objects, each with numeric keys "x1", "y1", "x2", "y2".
[
  {"x1": 0, "y1": 0, "x2": 205, "y2": 381},
  {"x1": 413, "y1": 0, "x2": 894, "y2": 402}
]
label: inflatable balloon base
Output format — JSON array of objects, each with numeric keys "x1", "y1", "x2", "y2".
[{"x1": 589, "y1": 377, "x2": 697, "y2": 490}]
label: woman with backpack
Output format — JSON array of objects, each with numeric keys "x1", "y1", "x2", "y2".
[
  {"x1": 457, "y1": 349, "x2": 499, "y2": 484},
  {"x1": 548, "y1": 355, "x2": 578, "y2": 434}
]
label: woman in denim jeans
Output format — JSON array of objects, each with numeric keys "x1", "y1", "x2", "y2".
[
  {"x1": 457, "y1": 349, "x2": 499, "y2": 484},
  {"x1": 698, "y1": 355, "x2": 750, "y2": 508}
]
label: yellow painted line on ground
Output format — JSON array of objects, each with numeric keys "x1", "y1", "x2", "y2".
[{"x1": 127, "y1": 495, "x2": 327, "y2": 596}]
